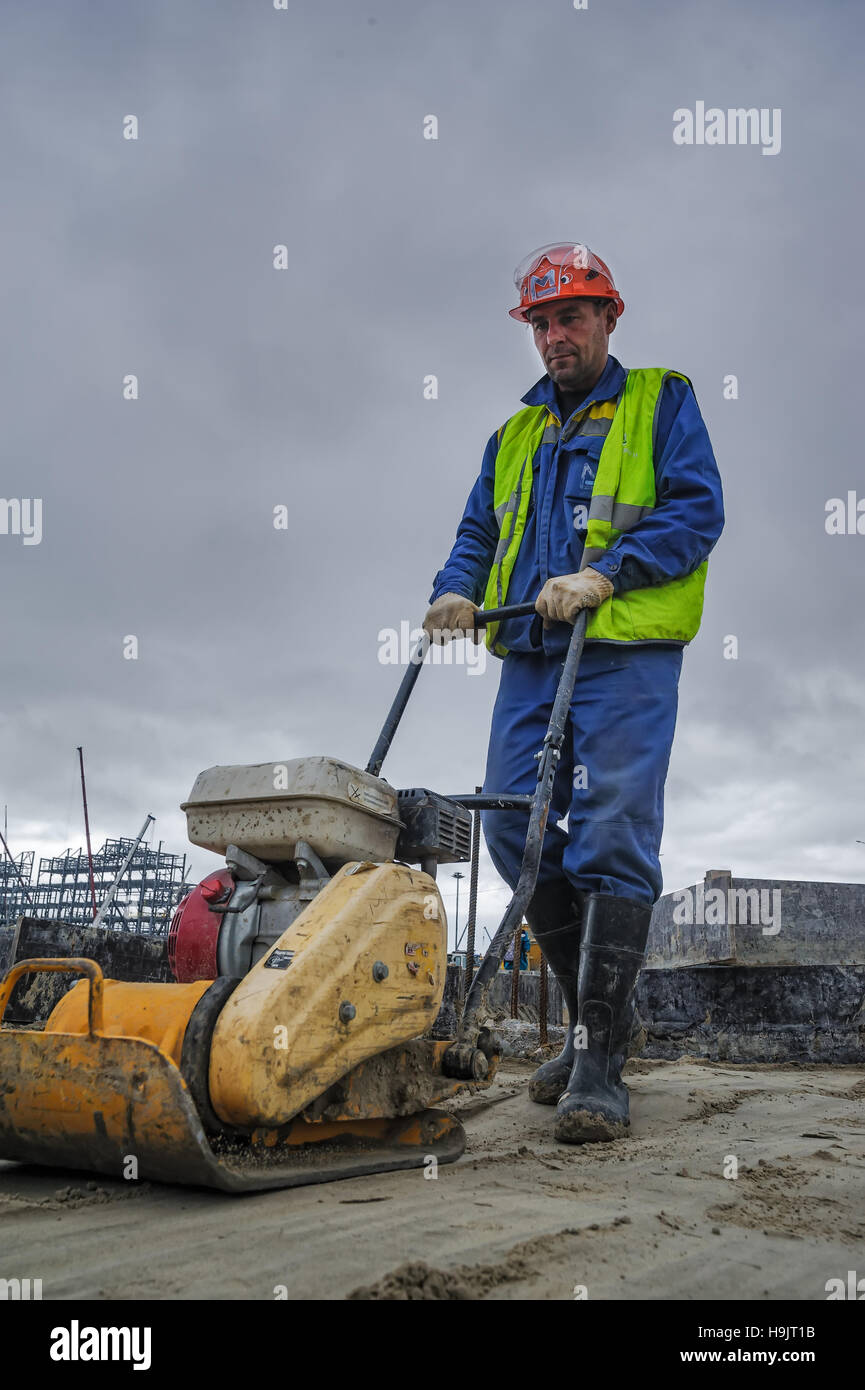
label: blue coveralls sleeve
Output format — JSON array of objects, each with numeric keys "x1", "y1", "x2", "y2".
[
  {"x1": 588, "y1": 377, "x2": 724, "y2": 594},
  {"x1": 429, "y1": 431, "x2": 501, "y2": 605}
]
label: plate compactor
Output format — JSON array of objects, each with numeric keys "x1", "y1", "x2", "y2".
[{"x1": 0, "y1": 605, "x2": 588, "y2": 1191}]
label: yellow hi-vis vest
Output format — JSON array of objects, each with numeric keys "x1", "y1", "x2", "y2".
[{"x1": 482, "y1": 367, "x2": 708, "y2": 656}]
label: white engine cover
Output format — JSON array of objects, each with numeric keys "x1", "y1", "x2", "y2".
[{"x1": 181, "y1": 756, "x2": 402, "y2": 866}]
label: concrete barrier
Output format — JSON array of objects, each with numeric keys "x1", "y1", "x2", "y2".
[
  {"x1": 647, "y1": 873, "x2": 865, "y2": 968},
  {"x1": 0, "y1": 917, "x2": 171, "y2": 1025},
  {"x1": 636, "y1": 963, "x2": 865, "y2": 1063}
]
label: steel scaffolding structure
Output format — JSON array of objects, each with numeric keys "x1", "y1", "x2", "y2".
[{"x1": 0, "y1": 838, "x2": 189, "y2": 934}]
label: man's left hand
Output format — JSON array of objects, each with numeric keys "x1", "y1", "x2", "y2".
[{"x1": 535, "y1": 569, "x2": 614, "y2": 626}]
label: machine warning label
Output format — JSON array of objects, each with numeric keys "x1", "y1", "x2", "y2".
[
  {"x1": 265, "y1": 949, "x2": 295, "y2": 970},
  {"x1": 347, "y1": 780, "x2": 394, "y2": 814}
]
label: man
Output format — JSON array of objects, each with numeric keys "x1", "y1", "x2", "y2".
[
  {"x1": 504, "y1": 928, "x2": 530, "y2": 972},
  {"x1": 423, "y1": 243, "x2": 724, "y2": 1144}
]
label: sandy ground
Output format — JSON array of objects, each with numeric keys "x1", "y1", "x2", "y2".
[{"x1": 1, "y1": 1056, "x2": 864, "y2": 1300}]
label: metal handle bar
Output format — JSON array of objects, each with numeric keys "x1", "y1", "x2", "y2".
[
  {"x1": 366, "y1": 602, "x2": 542, "y2": 778},
  {"x1": 455, "y1": 608, "x2": 589, "y2": 1044},
  {"x1": 0, "y1": 957, "x2": 105, "y2": 1034}
]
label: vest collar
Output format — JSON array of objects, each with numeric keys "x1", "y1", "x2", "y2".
[{"x1": 520, "y1": 355, "x2": 626, "y2": 422}]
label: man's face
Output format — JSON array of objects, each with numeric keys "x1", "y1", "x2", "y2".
[{"x1": 527, "y1": 297, "x2": 616, "y2": 396}]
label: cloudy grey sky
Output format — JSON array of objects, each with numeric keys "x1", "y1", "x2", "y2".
[{"x1": 2, "y1": 0, "x2": 863, "y2": 944}]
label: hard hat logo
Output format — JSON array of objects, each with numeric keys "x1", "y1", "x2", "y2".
[
  {"x1": 509, "y1": 241, "x2": 625, "y2": 322},
  {"x1": 528, "y1": 266, "x2": 559, "y2": 303}
]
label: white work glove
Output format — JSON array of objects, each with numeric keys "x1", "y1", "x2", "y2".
[
  {"x1": 535, "y1": 569, "x2": 614, "y2": 627},
  {"x1": 422, "y1": 592, "x2": 482, "y2": 644}
]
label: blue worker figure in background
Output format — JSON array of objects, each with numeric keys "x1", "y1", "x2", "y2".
[
  {"x1": 503, "y1": 929, "x2": 530, "y2": 972},
  {"x1": 423, "y1": 243, "x2": 724, "y2": 1146}
]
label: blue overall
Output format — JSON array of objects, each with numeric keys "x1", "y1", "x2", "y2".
[
  {"x1": 481, "y1": 643, "x2": 682, "y2": 904},
  {"x1": 429, "y1": 355, "x2": 724, "y2": 907}
]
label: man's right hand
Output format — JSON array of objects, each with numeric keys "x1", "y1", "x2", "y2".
[{"x1": 422, "y1": 592, "x2": 482, "y2": 644}]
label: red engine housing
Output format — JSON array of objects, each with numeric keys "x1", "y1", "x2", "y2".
[{"x1": 168, "y1": 869, "x2": 234, "y2": 982}]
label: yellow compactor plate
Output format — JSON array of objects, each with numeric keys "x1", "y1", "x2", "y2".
[
  {"x1": 0, "y1": 955, "x2": 466, "y2": 1192},
  {"x1": 0, "y1": 1028, "x2": 465, "y2": 1192}
]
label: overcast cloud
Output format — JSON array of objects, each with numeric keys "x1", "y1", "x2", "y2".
[{"x1": 1, "y1": 0, "x2": 863, "y2": 945}]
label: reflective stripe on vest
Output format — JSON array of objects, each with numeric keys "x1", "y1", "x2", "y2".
[
  {"x1": 482, "y1": 367, "x2": 708, "y2": 654},
  {"x1": 482, "y1": 408, "x2": 545, "y2": 649}
]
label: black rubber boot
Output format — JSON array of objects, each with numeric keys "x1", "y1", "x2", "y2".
[
  {"x1": 554, "y1": 892, "x2": 653, "y2": 1144},
  {"x1": 525, "y1": 880, "x2": 586, "y2": 1105}
]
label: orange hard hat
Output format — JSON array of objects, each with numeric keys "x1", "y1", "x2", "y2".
[{"x1": 509, "y1": 242, "x2": 625, "y2": 322}]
